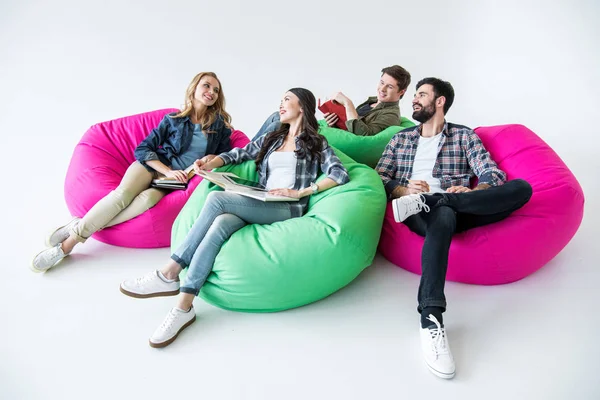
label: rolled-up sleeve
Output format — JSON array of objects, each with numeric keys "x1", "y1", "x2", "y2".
[
  {"x1": 346, "y1": 107, "x2": 400, "y2": 136},
  {"x1": 134, "y1": 115, "x2": 171, "y2": 168},
  {"x1": 376, "y1": 135, "x2": 405, "y2": 197},
  {"x1": 464, "y1": 132, "x2": 507, "y2": 186},
  {"x1": 218, "y1": 134, "x2": 264, "y2": 166},
  {"x1": 320, "y1": 145, "x2": 349, "y2": 185}
]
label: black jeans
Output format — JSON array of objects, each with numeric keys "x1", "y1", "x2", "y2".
[{"x1": 402, "y1": 179, "x2": 533, "y2": 313}]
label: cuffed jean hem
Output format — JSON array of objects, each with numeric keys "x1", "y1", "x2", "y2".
[
  {"x1": 171, "y1": 254, "x2": 188, "y2": 268},
  {"x1": 69, "y1": 228, "x2": 88, "y2": 244},
  {"x1": 180, "y1": 286, "x2": 199, "y2": 296},
  {"x1": 417, "y1": 299, "x2": 447, "y2": 314}
]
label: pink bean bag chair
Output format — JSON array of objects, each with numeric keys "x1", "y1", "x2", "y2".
[
  {"x1": 378, "y1": 124, "x2": 585, "y2": 285},
  {"x1": 64, "y1": 108, "x2": 250, "y2": 248}
]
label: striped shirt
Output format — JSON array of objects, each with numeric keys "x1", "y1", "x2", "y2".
[
  {"x1": 218, "y1": 133, "x2": 349, "y2": 217},
  {"x1": 376, "y1": 122, "x2": 506, "y2": 198}
]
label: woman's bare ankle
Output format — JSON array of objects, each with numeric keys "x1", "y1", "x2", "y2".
[
  {"x1": 176, "y1": 293, "x2": 195, "y2": 311},
  {"x1": 60, "y1": 238, "x2": 77, "y2": 254},
  {"x1": 162, "y1": 272, "x2": 180, "y2": 281},
  {"x1": 161, "y1": 261, "x2": 182, "y2": 281}
]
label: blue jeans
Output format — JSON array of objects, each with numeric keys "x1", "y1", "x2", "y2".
[
  {"x1": 402, "y1": 179, "x2": 533, "y2": 313},
  {"x1": 252, "y1": 111, "x2": 281, "y2": 141},
  {"x1": 171, "y1": 191, "x2": 294, "y2": 295}
]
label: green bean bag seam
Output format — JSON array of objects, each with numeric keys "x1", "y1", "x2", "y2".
[{"x1": 318, "y1": 117, "x2": 416, "y2": 168}]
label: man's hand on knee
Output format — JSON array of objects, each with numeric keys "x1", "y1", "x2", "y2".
[{"x1": 446, "y1": 186, "x2": 471, "y2": 193}]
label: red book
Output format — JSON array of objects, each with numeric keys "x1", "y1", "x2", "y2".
[{"x1": 318, "y1": 99, "x2": 348, "y2": 130}]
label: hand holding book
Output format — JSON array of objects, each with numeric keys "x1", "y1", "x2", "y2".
[
  {"x1": 323, "y1": 112, "x2": 340, "y2": 127},
  {"x1": 193, "y1": 155, "x2": 224, "y2": 175},
  {"x1": 151, "y1": 164, "x2": 196, "y2": 190},
  {"x1": 267, "y1": 187, "x2": 302, "y2": 199},
  {"x1": 163, "y1": 169, "x2": 190, "y2": 184},
  {"x1": 318, "y1": 97, "x2": 348, "y2": 130},
  {"x1": 197, "y1": 170, "x2": 299, "y2": 202}
]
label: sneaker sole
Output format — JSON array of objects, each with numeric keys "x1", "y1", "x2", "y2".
[
  {"x1": 30, "y1": 261, "x2": 49, "y2": 274},
  {"x1": 392, "y1": 200, "x2": 403, "y2": 223},
  {"x1": 119, "y1": 286, "x2": 180, "y2": 299},
  {"x1": 149, "y1": 315, "x2": 196, "y2": 348},
  {"x1": 46, "y1": 217, "x2": 80, "y2": 247},
  {"x1": 426, "y1": 362, "x2": 455, "y2": 379}
]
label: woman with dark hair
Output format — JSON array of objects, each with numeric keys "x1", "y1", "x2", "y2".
[{"x1": 120, "y1": 88, "x2": 350, "y2": 348}]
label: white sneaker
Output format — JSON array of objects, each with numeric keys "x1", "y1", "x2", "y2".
[
  {"x1": 46, "y1": 217, "x2": 81, "y2": 247},
  {"x1": 149, "y1": 306, "x2": 196, "y2": 348},
  {"x1": 31, "y1": 244, "x2": 69, "y2": 273},
  {"x1": 419, "y1": 314, "x2": 456, "y2": 379},
  {"x1": 392, "y1": 194, "x2": 430, "y2": 223},
  {"x1": 120, "y1": 270, "x2": 180, "y2": 298}
]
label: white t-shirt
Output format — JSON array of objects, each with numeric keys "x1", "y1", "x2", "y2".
[
  {"x1": 265, "y1": 151, "x2": 297, "y2": 190},
  {"x1": 410, "y1": 134, "x2": 444, "y2": 193}
]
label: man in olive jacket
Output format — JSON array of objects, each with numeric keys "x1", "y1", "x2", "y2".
[
  {"x1": 253, "y1": 65, "x2": 411, "y2": 140},
  {"x1": 326, "y1": 65, "x2": 411, "y2": 136}
]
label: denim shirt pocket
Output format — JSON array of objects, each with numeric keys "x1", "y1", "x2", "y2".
[{"x1": 168, "y1": 119, "x2": 192, "y2": 154}]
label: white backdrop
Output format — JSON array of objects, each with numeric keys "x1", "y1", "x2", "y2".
[
  {"x1": 3, "y1": 0, "x2": 598, "y2": 186},
  {"x1": 1, "y1": 1, "x2": 599, "y2": 399}
]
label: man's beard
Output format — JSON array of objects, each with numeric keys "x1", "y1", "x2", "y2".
[{"x1": 412, "y1": 102, "x2": 435, "y2": 123}]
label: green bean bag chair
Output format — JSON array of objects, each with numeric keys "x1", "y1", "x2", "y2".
[
  {"x1": 171, "y1": 148, "x2": 386, "y2": 312},
  {"x1": 318, "y1": 117, "x2": 416, "y2": 168}
]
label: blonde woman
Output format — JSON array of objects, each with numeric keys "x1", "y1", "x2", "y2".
[{"x1": 32, "y1": 72, "x2": 233, "y2": 272}]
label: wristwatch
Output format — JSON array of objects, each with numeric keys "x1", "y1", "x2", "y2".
[{"x1": 310, "y1": 182, "x2": 319, "y2": 194}]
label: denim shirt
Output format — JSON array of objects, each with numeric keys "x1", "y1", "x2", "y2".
[
  {"x1": 218, "y1": 133, "x2": 350, "y2": 217},
  {"x1": 134, "y1": 113, "x2": 232, "y2": 172}
]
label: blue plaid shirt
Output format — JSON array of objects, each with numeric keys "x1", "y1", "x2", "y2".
[
  {"x1": 218, "y1": 133, "x2": 349, "y2": 217},
  {"x1": 376, "y1": 122, "x2": 506, "y2": 198}
]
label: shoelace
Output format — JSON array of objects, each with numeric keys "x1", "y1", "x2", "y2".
[
  {"x1": 426, "y1": 314, "x2": 449, "y2": 356},
  {"x1": 404, "y1": 194, "x2": 431, "y2": 214},
  {"x1": 135, "y1": 271, "x2": 156, "y2": 286},
  {"x1": 159, "y1": 309, "x2": 178, "y2": 332},
  {"x1": 43, "y1": 246, "x2": 63, "y2": 262}
]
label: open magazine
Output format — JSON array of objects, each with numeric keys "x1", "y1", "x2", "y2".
[
  {"x1": 197, "y1": 170, "x2": 299, "y2": 202},
  {"x1": 151, "y1": 165, "x2": 195, "y2": 190}
]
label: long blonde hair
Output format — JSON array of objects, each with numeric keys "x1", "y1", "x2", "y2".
[{"x1": 171, "y1": 72, "x2": 232, "y2": 132}]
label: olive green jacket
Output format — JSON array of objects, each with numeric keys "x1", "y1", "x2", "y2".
[{"x1": 346, "y1": 97, "x2": 401, "y2": 136}]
